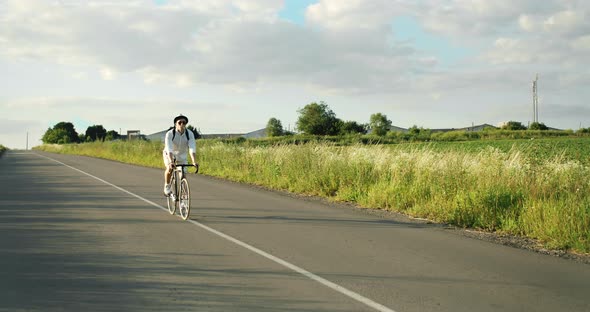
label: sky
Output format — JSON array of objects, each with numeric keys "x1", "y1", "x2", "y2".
[{"x1": 1, "y1": 0, "x2": 589, "y2": 149}]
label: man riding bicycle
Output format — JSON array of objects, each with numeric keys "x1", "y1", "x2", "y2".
[{"x1": 163, "y1": 114, "x2": 198, "y2": 196}]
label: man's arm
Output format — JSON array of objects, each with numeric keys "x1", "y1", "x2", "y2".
[
  {"x1": 188, "y1": 131, "x2": 198, "y2": 169},
  {"x1": 164, "y1": 130, "x2": 175, "y2": 169}
]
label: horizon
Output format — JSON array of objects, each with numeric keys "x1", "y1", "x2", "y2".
[{"x1": 1, "y1": 0, "x2": 589, "y2": 149}]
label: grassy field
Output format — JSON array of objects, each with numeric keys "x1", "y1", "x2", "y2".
[
  {"x1": 35, "y1": 137, "x2": 590, "y2": 254},
  {"x1": 392, "y1": 138, "x2": 590, "y2": 165}
]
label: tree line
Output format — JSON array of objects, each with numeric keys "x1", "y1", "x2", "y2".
[
  {"x1": 41, "y1": 102, "x2": 584, "y2": 144},
  {"x1": 266, "y1": 101, "x2": 394, "y2": 137},
  {"x1": 41, "y1": 122, "x2": 200, "y2": 144},
  {"x1": 42, "y1": 122, "x2": 115, "y2": 144},
  {"x1": 265, "y1": 101, "x2": 559, "y2": 137}
]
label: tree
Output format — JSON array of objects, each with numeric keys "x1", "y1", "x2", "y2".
[
  {"x1": 85, "y1": 125, "x2": 107, "y2": 141},
  {"x1": 42, "y1": 128, "x2": 66, "y2": 144},
  {"x1": 296, "y1": 102, "x2": 340, "y2": 135},
  {"x1": 54, "y1": 122, "x2": 80, "y2": 142},
  {"x1": 339, "y1": 120, "x2": 368, "y2": 135},
  {"x1": 266, "y1": 118, "x2": 284, "y2": 137},
  {"x1": 105, "y1": 130, "x2": 119, "y2": 141},
  {"x1": 529, "y1": 122, "x2": 548, "y2": 130},
  {"x1": 369, "y1": 113, "x2": 392, "y2": 136},
  {"x1": 501, "y1": 121, "x2": 527, "y2": 130},
  {"x1": 408, "y1": 125, "x2": 421, "y2": 135},
  {"x1": 41, "y1": 122, "x2": 80, "y2": 144},
  {"x1": 408, "y1": 125, "x2": 431, "y2": 136}
]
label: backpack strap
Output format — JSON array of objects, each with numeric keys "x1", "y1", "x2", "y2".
[
  {"x1": 170, "y1": 127, "x2": 191, "y2": 141},
  {"x1": 169, "y1": 126, "x2": 176, "y2": 141}
]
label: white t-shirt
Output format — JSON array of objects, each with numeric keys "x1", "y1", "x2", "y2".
[{"x1": 163, "y1": 128, "x2": 196, "y2": 162}]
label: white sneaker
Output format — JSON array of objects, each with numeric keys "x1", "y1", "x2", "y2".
[{"x1": 164, "y1": 184, "x2": 172, "y2": 196}]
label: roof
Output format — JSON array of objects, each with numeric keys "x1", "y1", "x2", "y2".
[
  {"x1": 242, "y1": 128, "x2": 267, "y2": 139},
  {"x1": 145, "y1": 129, "x2": 169, "y2": 141},
  {"x1": 386, "y1": 124, "x2": 497, "y2": 133}
]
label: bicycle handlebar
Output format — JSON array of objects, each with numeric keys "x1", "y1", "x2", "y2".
[{"x1": 172, "y1": 163, "x2": 199, "y2": 174}]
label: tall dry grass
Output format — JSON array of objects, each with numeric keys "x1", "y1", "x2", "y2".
[{"x1": 198, "y1": 142, "x2": 589, "y2": 252}]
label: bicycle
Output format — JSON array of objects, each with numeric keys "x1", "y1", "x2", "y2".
[{"x1": 166, "y1": 162, "x2": 198, "y2": 220}]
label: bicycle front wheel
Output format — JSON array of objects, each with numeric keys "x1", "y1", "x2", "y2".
[
  {"x1": 179, "y1": 178, "x2": 191, "y2": 220},
  {"x1": 167, "y1": 174, "x2": 177, "y2": 215}
]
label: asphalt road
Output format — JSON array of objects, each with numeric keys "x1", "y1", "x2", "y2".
[{"x1": 1, "y1": 150, "x2": 589, "y2": 312}]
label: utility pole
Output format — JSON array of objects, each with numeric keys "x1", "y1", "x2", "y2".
[
  {"x1": 26, "y1": 132, "x2": 29, "y2": 150},
  {"x1": 532, "y1": 74, "x2": 539, "y2": 123}
]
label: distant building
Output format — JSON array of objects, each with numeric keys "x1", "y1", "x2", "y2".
[
  {"x1": 147, "y1": 127, "x2": 268, "y2": 141},
  {"x1": 145, "y1": 129, "x2": 168, "y2": 142},
  {"x1": 387, "y1": 124, "x2": 497, "y2": 134},
  {"x1": 388, "y1": 125, "x2": 408, "y2": 133},
  {"x1": 432, "y1": 124, "x2": 497, "y2": 133},
  {"x1": 460, "y1": 124, "x2": 497, "y2": 132},
  {"x1": 127, "y1": 130, "x2": 146, "y2": 140},
  {"x1": 199, "y1": 133, "x2": 244, "y2": 139},
  {"x1": 366, "y1": 125, "x2": 407, "y2": 134},
  {"x1": 242, "y1": 128, "x2": 267, "y2": 139}
]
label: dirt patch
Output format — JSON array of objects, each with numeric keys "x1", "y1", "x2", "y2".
[{"x1": 455, "y1": 228, "x2": 590, "y2": 264}]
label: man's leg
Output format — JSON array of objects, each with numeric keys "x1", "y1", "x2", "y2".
[{"x1": 163, "y1": 152, "x2": 173, "y2": 195}]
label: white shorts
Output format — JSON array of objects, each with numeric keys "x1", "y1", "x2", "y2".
[{"x1": 163, "y1": 151, "x2": 188, "y2": 168}]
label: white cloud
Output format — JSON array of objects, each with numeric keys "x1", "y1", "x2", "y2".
[
  {"x1": 1, "y1": 0, "x2": 587, "y2": 94},
  {"x1": 71, "y1": 71, "x2": 88, "y2": 80},
  {"x1": 416, "y1": 0, "x2": 589, "y2": 38},
  {"x1": 543, "y1": 10, "x2": 587, "y2": 35},
  {"x1": 100, "y1": 67, "x2": 116, "y2": 80},
  {"x1": 0, "y1": 0, "x2": 589, "y2": 149},
  {"x1": 486, "y1": 38, "x2": 534, "y2": 64},
  {"x1": 518, "y1": 14, "x2": 537, "y2": 32},
  {"x1": 232, "y1": 0, "x2": 283, "y2": 20},
  {"x1": 572, "y1": 35, "x2": 590, "y2": 51},
  {"x1": 306, "y1": 0, "x2": 408, "y2": 31}
]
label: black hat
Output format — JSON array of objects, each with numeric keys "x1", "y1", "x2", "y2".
[{"x1": 174, "y1": 114, "x2": 188, "y2": 124}]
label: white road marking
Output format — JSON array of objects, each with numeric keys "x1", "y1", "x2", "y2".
[{"x1": 36, "y1": 153, "x2": 397, "y2": 312}]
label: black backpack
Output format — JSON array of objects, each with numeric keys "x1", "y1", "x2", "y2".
[{"x1": 168, "y1": 126, "x2": 192, "y2": 141}]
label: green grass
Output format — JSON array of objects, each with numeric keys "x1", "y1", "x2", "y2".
[
  {"x1": 391, "y1": 137, "x2": 590, "y2": 165},
  {"x1": 35, "y1": 137, "x2": 590, "y2": 254},
  {"x1": 211, "y1": 129, "x2": 588, "y2": 147}
]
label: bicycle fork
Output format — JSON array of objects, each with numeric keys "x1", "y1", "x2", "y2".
[{"x1": 171, "y1": 172, "x2": 179, "y2": 202}]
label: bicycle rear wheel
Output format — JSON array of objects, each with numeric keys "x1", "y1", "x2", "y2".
[
  {"x1": 167, "y1": 174, "x2": 177, "y2": 215},
  {"x1": 179, "y1": 178, "x2": 191, "y2": 220}
]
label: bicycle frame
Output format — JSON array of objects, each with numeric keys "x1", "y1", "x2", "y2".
[
  {"x1": 170, "y1": 165, "x2": 192, "y2": 199},
  {"x1": 167, "y1": 162, "x2": 197, "y2": 220}
]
